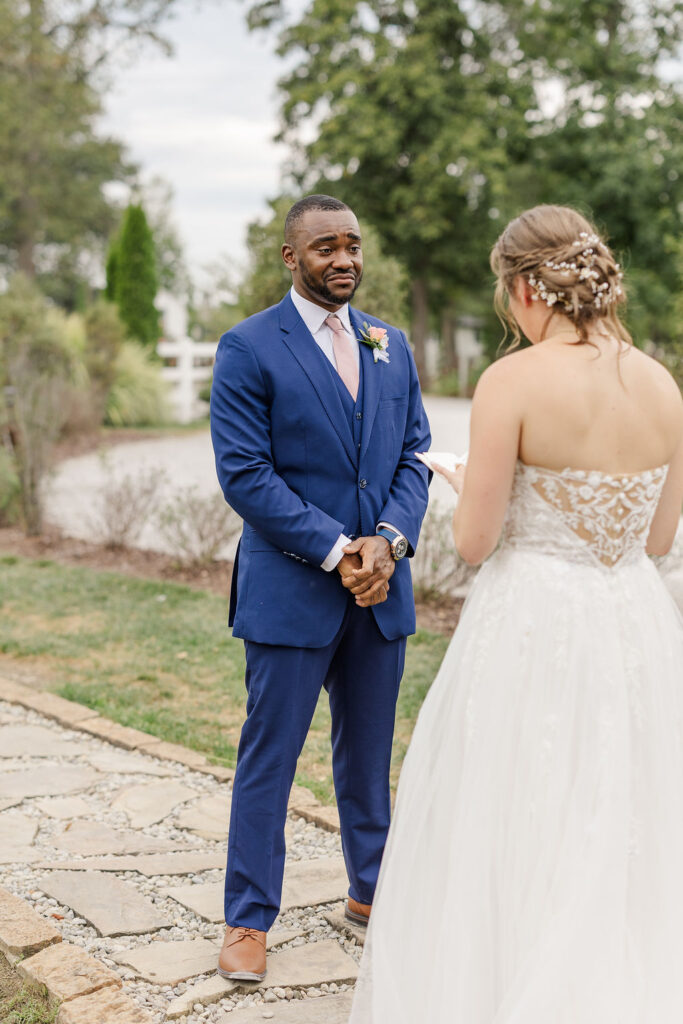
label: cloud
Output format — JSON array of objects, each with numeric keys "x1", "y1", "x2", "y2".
[{"x1": 100, "y1": 1, "x2": 288, "y2": 277}]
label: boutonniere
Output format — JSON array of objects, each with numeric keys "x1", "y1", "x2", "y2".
[{"x1": 357, "y1": 322, "x2": 390, "y2": 364}]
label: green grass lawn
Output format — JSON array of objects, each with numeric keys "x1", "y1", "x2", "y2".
[
  {"x1": 0, "y1": 953, "x2": 59, "y2": 1024},
  {"x1": 0, "y1": 555, "x2": 448, "y2": 803}
]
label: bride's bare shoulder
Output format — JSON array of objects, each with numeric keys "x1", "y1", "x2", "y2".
[
  {"x1": 474, "y1": 346, "x2": 548, "y2": 391},
  {"x1": 623, "y1": 346, "x2": 683, "y2": 409}
]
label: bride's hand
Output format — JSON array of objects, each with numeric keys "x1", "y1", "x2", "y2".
[{"x1": 432, "y1": 462, "x2": 466, "y2": 494}]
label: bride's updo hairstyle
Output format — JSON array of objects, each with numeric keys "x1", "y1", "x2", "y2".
[{"x1": 490, "y1": 204, "x2": 631, "y2": 350}]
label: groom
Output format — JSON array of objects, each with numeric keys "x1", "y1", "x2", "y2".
[{"x1": 210, "y1": 194, "x2": 431, "y2": 980}]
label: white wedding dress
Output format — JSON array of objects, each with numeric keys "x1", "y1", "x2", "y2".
[{"x1": 349, "y1": 461, "x2": 683, "y2": 1024}]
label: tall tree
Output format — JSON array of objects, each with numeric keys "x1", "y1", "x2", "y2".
[
  {"x1": 111, "y1": 204, "x2": 160, "y2": 347},
  {"x1": 496, "y1": 0, "x2": 683, "y2": 347},
  {"x1": 0, "y1": 0, "x2": 182, "y2": 299},
  {"x1": 247, "y1": 0, "x2": 683, "y2": 372},
  {"x1": 247, "y1": 0, "x2": 533, "y2": 382}
]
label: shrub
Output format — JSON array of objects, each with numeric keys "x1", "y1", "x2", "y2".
[
  {"x1": 105, "y1": 341, "x2": 170, "y2": 426},
  {"x1": 431, "y1": 369, "x2": 460, "y2": 396},
  {"x1": 89, "y1": 459, "x2": 166, "y2": 548},
  {"x1": 82, "y1": 301, "x2": 126, "y2": 422},
  {"x1": 0, "y1": 276, "x2": 74, "y2": 534},
  {"x1": 412, "y1": 507, "x2": 476, "y2": 600},
  {"x1": 0, "y1": 447, "x2": 20, "y2": 526},
  {"x1": 158, "y1": 488, "x2": 242, "y2": 567}
]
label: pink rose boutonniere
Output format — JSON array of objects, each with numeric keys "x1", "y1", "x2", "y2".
[{"x1": 358, "y1": 322, "x2": 390, "y2": 364}]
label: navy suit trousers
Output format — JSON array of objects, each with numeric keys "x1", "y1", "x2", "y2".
[{"x1": 224, "y1": 596, "x2": 407, "y2": 930}]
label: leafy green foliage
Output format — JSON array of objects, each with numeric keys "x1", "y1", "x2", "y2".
[
  {"x1": 105, "y1": 341, "x2": 169, "y2": 426},
  {"x1": 110, "y1": 205, "x2": 160, "y2": 347},
  {"x1": 246, "y1": 0, "x2": 683, "y2": 362},
  {"x1": 0, "y1": 0, "x2": 129, "y2": 284},
  {"x1": 0, "y1": 275, "x2": 75, "y2": 533},
  {"x1": 0, "y1": 447, "x2": 20, "y2": 526},
  {"x1": 247, "y1": 0, "x2": 533, "y2": 377}
]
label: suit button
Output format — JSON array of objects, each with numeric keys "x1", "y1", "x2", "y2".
[
  {"x1": 356, "y1": 412, "x2": 363, "y2": 420},
  {"x1": 359, "y1": 479, "x2": 367, "y2": 489}
]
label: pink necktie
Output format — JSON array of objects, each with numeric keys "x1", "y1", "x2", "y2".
[{"x1": 326, "y1": 314, "x2": 359, "y2": 401}]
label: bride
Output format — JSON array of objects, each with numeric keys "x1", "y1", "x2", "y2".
[{"x1": 348, "y1": 205, "x2": 683, "y2": 1023}]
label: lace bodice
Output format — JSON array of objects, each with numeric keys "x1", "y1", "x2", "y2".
[{"x1": 501, "y1": 462, "x2": 668, "y2": 569}]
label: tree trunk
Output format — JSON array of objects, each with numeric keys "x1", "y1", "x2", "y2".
[
  {"x1": 410, "y1": 277, "x2": 429, "y2": 387},
  {"x1": 440, "y1": 305, "x2": 456, "y2": 372},
  {"x1": 17, "y1": 223, "x2": 37, "y2": 277}
]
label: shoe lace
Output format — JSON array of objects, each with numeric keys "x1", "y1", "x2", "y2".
[{"x1": 234, "y1": 927, "x2": 263, "y2": 944}]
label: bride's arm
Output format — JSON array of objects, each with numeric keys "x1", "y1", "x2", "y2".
[{"x1": 443, "y1": 359, "x2": 522, "y2": 565}]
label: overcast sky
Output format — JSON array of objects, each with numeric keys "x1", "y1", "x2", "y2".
[{"x1": 101, "y1": 1, "x2": 288, "y2": 283}]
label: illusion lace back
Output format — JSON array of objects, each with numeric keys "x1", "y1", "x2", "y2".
[
  {"x1": 349, "y1": 461, "x2": 683, "y2": 1024},
  {"x1": 504, "y1": 462, "x2": 668, "y2": 568}
]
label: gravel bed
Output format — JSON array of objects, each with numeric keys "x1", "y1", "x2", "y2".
[{"x1": 0, "y1": 699, "x2": 352, "y2": 1023}]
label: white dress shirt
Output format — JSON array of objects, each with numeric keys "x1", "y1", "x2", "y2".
[
  {"x1": 289, "y1": 286, "x2": 404, "y2": 572},
  {"x1": 289, "y1": 286, "x2": 360, "y2": 372}
]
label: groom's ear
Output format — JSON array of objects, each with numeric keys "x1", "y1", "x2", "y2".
[{"x1": 282, "y1": 243, "x2": 296, "y2": 271}]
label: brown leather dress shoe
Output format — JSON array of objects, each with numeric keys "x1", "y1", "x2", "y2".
[
  {"x1": 218, "y1": 925, "x2": 267, "y2": 981},
  {"x1": 345, "y1": 897, "x2": 371, "y2": 926}
]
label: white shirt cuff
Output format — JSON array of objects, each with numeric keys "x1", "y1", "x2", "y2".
[
  {"x1": 376, "y1": 522, "x2": 406, "y2": 542},
  {"x1": 321, "y1": 533, "x2": 352, "y2": 572}
]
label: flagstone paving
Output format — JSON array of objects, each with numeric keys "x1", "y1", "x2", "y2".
[
  {"x1": 0, "y1": 811, "x2": 40, "y2": 864},
  {"x1": 175, "y1": 794, "x2": 232, "y2": 841},
  {"x1": 50, "y1": 819, "x2": 197, "y2": 857},
  {"x1": 18, "y1": 940, "x2": 122, "y2": 1002},
  {"x1": 217, "y1": 992, "x2": 354, "y2": 1024},
  {"x1": 0, "y1": 691, "x2": 364, "y2": 1023},
  {"x1": 112, "y1": 780, "x2": 198, "y2": 828},
  {"x1": 38, "y1": 870, "x2": 173, "y2": 936}
]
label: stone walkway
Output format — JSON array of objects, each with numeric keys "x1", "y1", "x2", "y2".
[{"x1": 0, "y1": 678, "x2": 364, "y2": 1023}]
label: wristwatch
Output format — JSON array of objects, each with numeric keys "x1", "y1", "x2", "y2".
[{"x1": 376, "y1": 526, "x2": 408, "y2": 561}]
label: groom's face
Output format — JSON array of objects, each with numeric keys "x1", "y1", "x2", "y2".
[{"x1": 282, "y1": 209, "x2": 364, "y2": 310}]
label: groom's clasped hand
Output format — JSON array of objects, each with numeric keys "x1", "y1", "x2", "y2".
[{"x1": 338, "y1": 535, "x2": 395, "y2": 607}]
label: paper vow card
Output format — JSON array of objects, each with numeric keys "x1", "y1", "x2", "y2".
[{"x1": 415, "y1": 451, "x2": 468, "y2": 472}]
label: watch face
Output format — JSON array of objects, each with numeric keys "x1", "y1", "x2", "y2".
[{"x1": 392, "y1": 537, "x2": 408, "y2": 560}]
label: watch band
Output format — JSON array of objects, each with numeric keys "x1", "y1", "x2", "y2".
[{"x1": 376, "y1": 526, "x2": 408, "y2": 561}]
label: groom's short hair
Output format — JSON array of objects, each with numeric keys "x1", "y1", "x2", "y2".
[{"x1": 284, "y1": 195, "x2": 352, "y2": 244}]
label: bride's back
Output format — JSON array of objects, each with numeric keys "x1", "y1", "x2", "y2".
[{"x1": 517, "y1": 338, "x2": 681, "y2": 474}]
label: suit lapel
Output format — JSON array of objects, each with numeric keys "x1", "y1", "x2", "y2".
[
  {"x1": 279, "y1": 295, "x2": 357, "y2": 468},
  {"x1": 350, "y1": 308, "x2": 384, "y2": 460}
]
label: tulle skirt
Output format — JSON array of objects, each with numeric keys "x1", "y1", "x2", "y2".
[{"x1": 349, "y1": 547, "x2": 683, "y2": 1023}]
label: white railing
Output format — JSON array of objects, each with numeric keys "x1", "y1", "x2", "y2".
[{"x1": 157, "y1": 335, "x2": 217, "y2": 424}]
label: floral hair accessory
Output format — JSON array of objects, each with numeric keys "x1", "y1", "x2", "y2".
[
  {"x1": 358, "y1": 322, "x2": 390, "y2": 363},
  {"x1": 528, "y1": 231, "x2": 624, "y2": 312}
]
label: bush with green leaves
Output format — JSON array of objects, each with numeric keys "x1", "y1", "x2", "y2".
[
  {"x1": 105, "y1": 341, "x2": 170, "y2": 427},
  {"x1": 0, "y1": 275, "x2": 75, "y2": 534},
  {"x1": 0, "y1": 446, "x2": 20, "y2": 526}
]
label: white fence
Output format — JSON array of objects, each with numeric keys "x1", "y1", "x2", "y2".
[{"x1": 157, "y1": 335, "x2": 217, "y2": 424}]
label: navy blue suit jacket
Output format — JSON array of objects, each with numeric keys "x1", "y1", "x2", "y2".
[{"x1": 210, "y1": 292, "x2": 431, "y2": 648}]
